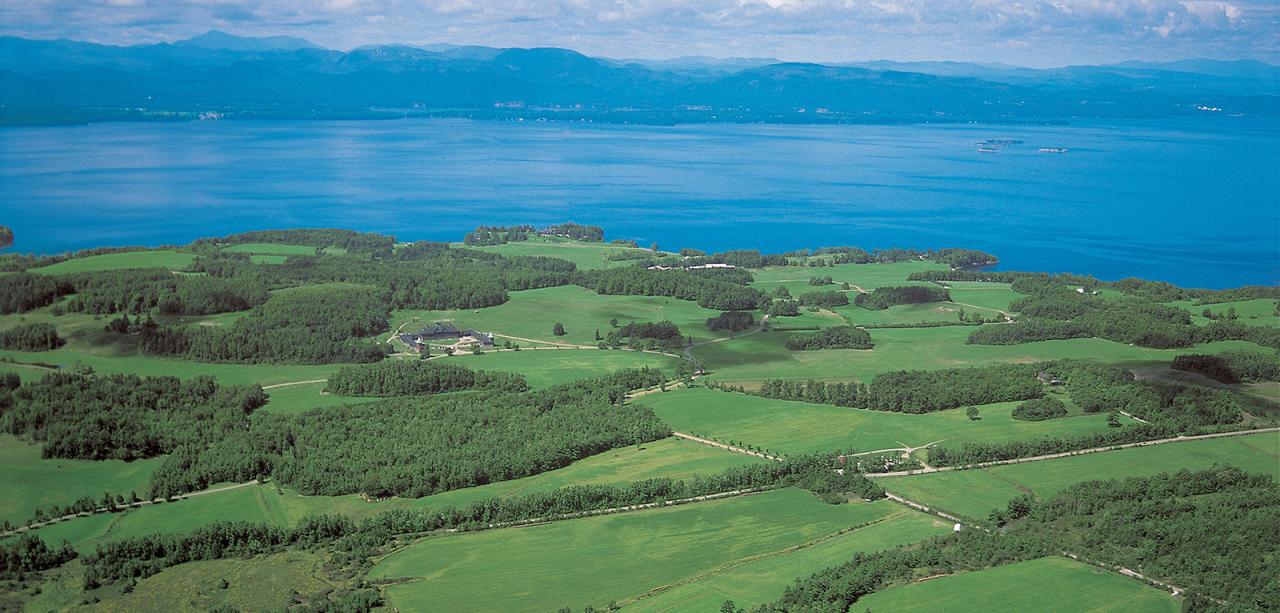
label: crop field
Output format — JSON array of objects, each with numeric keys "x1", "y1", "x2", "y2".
[
  {"x1": 748, "y1": 261, "x2": 945, "y2": 297},
  {"x1": 694, "y1": 325, "x2": 1269, "y2": 385},
  {"x1": 29, "y1": 250, "x2": 196, "y2": 274},
  {"x1": 220, "y1": 242, "x2": 319, "y2": 256},
  {"x1": 880, "y1": 432, "x2": 1280, "y2": 521},
  {"x1": 627, "y1": 509, "x2": 950, "y2": 611},
  {"x1": 639, "y1": 387, "x2": 1136, "y2": 456},
  {"x1": 370, "y1": 488, "x2": 914, "y2": 612},
  {"x1": 467, "y1": 237, "x2": 677, "y2": 270},
  {"x1": 853, "y1": 556, "x2": 1178, "y2": 613},
  {"x1": 394, "y1": 285, "x2": 732, "y2": 346},
  {"x1": 0, "y1": 434, "x2": 164, "y2": 528}
]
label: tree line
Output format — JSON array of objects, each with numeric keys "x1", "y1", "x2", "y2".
[
  {"x1": 853, "y1": 285, "x2": 950, "y2": 310},
  {"x1": 462, "y1": 225, "x2": 533, "y2": 246},
  {"x1": 706, "y1": 311, "x2": 756, "y2": 332},
  {"x1": 785, "y1": 327, "x2": 872, "y2": 350},
  {"x1": 191, "y1": 228, "x2": 396, "y2": 257},
  {"x1": 576, "y1": 267, "x2": 764, "y2": 311},
  {"x1": 743, "y1": 363, "x2": 1043, "y2": 413},
  {"x1": 323, "y1": 360, "x2": 529, "y2": 396},
  {"x1": 0, "y1": 322, "x2": 63, "y2": 351},
  {"x1": 1173, "y1": 350, "x2": 1280, "y2": 384}
]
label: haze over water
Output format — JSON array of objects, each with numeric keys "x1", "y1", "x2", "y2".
[{"x1": 1, "y1": 117, "x2": 1276, "y2": 288}]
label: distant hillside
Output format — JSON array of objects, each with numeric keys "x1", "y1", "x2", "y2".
[{"x1": 0, "y1": 33, "x2": 1276, "y2": 125}]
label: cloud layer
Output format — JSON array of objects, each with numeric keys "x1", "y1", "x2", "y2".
[{"x1": 2, "y1": 0, "x2": 1276, "y2": 65}]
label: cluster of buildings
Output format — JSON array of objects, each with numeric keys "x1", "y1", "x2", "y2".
[
  {"x1": 646, "y1": 263, "x2": 737, "y2": 271},
  {"x1": 398, "y1": 322, "x2": 494, "y2": 352}
]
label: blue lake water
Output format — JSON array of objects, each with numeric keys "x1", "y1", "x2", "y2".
[{"x1": 1, "y1": 118, "x2": 1277, "y2": 288}]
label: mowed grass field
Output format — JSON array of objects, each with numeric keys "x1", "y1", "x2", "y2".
[
  {"x1": 881, "y1": 432, "x2": 1280, "y2": 521},
  {"x1": 638, "y1": 387, "x2": 1136, "y2": 456},
  {"x1": 395, "y1": 285, "x2": 732, "y2": 346},
  {"x1": 0, "y1": 434, "x2": 164, "y2": 527},
  {"x1": 853, "y1": 556, "x2": 1179, "y2": 613},
  {"x1": 259, "y1": 381, "x2": 378, "y2": 415},
  {"x1": 695, "y1": 325, "x2": 1270, "y2": 385},
  {"x1": 467, "y1": 237, "x2": 677, "y2": 270},
  {"x1": 448, "y1": 347, "x2": 681, "y2": 387},
  {"x1": 628, "y1": 509, "x2": 950, "y2": 612},
  {"x1": 29, "y1": 249, "x2": 195, "y2": 274},
  {"x1": 1170, "y1": 297, "x2": 1280, "y2": 327},
  {"x1": 370, "y1": 488, "x2": 915, "y2": 612},
  {"x1": 220, "y1": 243, "x2": 318, "y2": 256}
]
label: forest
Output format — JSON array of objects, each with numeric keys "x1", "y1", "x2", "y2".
[
  {"x1": 796, "y1": 290, "x2": 849, "y2": 308},
  {"x1": 1010, "y1": 396, "x2": 1068, "y2": 421},
  {"x1": 0, "y1": 322, "x2": 63, "y2": 351},
  {"x1": 323, "y1": 360, "x2": 529, "y2": 396},
  {"x1": 853, "y1": 285, "x2": 950, "y2": 310},
  {"x1": 1173, "y1": 350, "x2": 1280, "y2": 383},
  {"x1": 706, "y1": 311, "x2": 756, "y2": 332},
  {"x1": 785, "y1": 326, "x2": 873, "y2": 350},
  {"x1": 577, "y1": 267, "x2": 764, "y2": 310},
  {"x1": 745, "y1": 363, "x2": 1042, "y2": 412}
]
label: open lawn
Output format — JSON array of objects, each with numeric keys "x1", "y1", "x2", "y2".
[
  {"x1": 943, "y1": 281, "x2": 1022, "y2": 314},
  {"x1": 833, "y1": 302, "x2": 976, "y2": 326},
  {"x1": 694, "y1": 325, "x2": 1270, "y2": 385},
  {"x1": 628, "y1": 510, "x2": 950, "y2": 612},
  {"x1": 854, "y1": 556, "x2": 1178, "y2": 613},
  {"x1": 0, "y1": 434, "x2": 164, "y2": 527},
  {"x1": 370, "y1": 488, "x2": 908, "y2": 612},
  {"x1": 467, "y1": 237, "x2": 677, "y2": 270},
  {"x1": 638, "y1": 387, "x2": 1137, "y2": 456},
  {"x1": 394, "y1": 285, "x2": 732, "y2": 346},
  {"x1": 259, "y1": 381, "x2": 377, "y2": 415},
  {"x1": 221, "y1": 243, "x2": 318, "y2": 256},
  {"x1": 29, "y1": 250, "x2": 195, "y2": 274},
  {"x1": 881, "y1": 432, "x2": 1280, "y2": 521}
]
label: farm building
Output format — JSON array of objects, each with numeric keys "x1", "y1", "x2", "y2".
[{"x1": 399, "y1": 322, "x2": 494, "y2": 351}]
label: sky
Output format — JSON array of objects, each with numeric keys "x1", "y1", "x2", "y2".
[{"x1": 1, "y1": 0, "x2": 1277, "y2": 67}]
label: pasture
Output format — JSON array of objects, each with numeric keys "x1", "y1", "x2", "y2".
[
  {"x1": 627, "y1": 509, "x2": 950, "y2": 611},
  {"x1": 880, "y1": 432, "x2": 1280, "y2": 521},
  {"x1": 853, "y1": 556, "x2": 1178, "y2": 613},
  {"x1": 370, "y1": 488, "x2": 908, "y2": 612},
  {"x1": 1171, "y1": 298, "x2": 1280, "y2": 327},
  {"x1": 29, "y1": 250, "x2": 195, "y2": 275},
  {"x1": 748, "y1": 261, "x2": 945, "y2": 298},
  {"x1": 638, "y1": 387, "x2": 1135, "y2": 456},
  {"x1": 468, "y1": 237, "x2": 677, "y2": 270},
  {"x1": 447, "y1": 347, "x2": 682, "y2": 387},
  {"x1": 220, "y1": 243, "x2": 318, "y2": 256}
]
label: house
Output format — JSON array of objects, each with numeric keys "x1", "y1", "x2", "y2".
[
  {"x1": 399, "y1": 322, "x2": 494, "y2": 351},
  {"x1": 1036, "y1": 371, "x2": 1064, "y2": 385}
]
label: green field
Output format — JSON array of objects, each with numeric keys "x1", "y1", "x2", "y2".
[
  {"x1": 639, "y1": 387, "x2": 1137, "y2": 456},
  {"x1": 944, "y1": 281, "x2": 1022, "y2": 314},
  {"x1": 468, "y1": 237, "x2": 677, "y2": 270},
  {"x1": 30, "y1": 250, "x2": 195, "y2": 274},
  {"x1": 694, "y1": 325, "x2": 1269, "y2": 385},
  {"x1": 370, "y1": 488, "x2": 916, "y2": 612},
  {"x1": 394, "y1": 285, "x2": 732, "y2": 347},
  {"x1": 90, "y1": 551, "x2": 332, "y2": 612},
  {"x1": 0, "y1": 434, "x2": 164, "y2": 527},
  {"x1": 748, "y1": 261, "x2": 945, "y2": 298},
  {"x1": 628, "y1": 509, "x2": 950, "y2": 611},
  {"x1": 448, "y1": 347, "x2": 681, "y2": 387},
  {"x1": 259, "y1": 381, "x2": 377, "y2": 414},
  {"x1": 880, "y1": 432, "x2": 1280, "y2": 521},
  {"x1": 1170, "y1": 298, "x2": 1280, "y2": 327},
  {"x1": 853, "y1": 556, "x2": 1178, "y2": 613},
  {"x1": 221, "y1": 243, "x2": 319, "y2": 256},
  {"x1": 16, "y1": 437, "x2": 758, "y2": 552}
]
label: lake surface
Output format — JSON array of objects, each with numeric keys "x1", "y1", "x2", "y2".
[{"x1": 1, "y1": 118, "x2": 1276, "y2": 288}]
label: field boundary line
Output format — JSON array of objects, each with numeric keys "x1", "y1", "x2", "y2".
[
  {"x1": 2, "y1": 479, "x2": 261, "y2": 537},
  {"x1": 671, "y1": 431, "x2": 783, "y2": 461},
  {"x1": 262, "y1": 379, "x2": 329, "y2": 390},
  {"x1": 866, "y1": 427, "x2": 1280, "y2": 478}
]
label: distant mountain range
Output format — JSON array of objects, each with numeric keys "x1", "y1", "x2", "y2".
[{"x1": 1, "y1": 30, "x2": 1276, "y2": 125}]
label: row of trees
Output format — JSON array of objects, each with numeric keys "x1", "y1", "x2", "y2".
[
  {"x1": 191, "y1": 229, "x2": 396, "y2": 257},
  {"x1": 796, "y1": 290, "x2": 848, "y2": 308},
  {"x1": 854, "y1": 285, "x2": 950, "y2": 310},
  {"x1": 784, "y1": 327, "x2": 872, "y2": 350},
  {"x1": 323, "y1": 360, "x2": 529, "y2": 396},
  {"x1": 706, "y1": 311, "x2": 755, "y2": 332},
  {"x1": 61, "y1": 269, "x2": 270, "y2": 316},
  {"x1": 746, "y1": 364, "x2": 1043, "y2": 413},
  {"x1": 462, "y1": 225, "x2": 533, "y2": 246},
  {"x1": 0, "y1": 322, "x2": 63, "y2": 351}
]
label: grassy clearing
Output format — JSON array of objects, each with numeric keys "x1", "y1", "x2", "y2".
[
  {"x1": 90, "y1": 550, "x2": 331, "y2": 612},
  {"x1": 0, "y1": 434, "x2": 164, "y2": 527},
  {"x1": 695, "y1": 325, "x2": 1269, "y2": 385},
  {"x1": 259, "y1": 381, "x2": 375, "y2": 415},
  {"x1": 943, "y1": 281, "x2": 1022, "y2": 313},
  {"x1": 370, "y1": 488, "x2": 905, "y2": 612},
  {"x1": 833, "y1": 302, "x2": 974, "y2": 326},
  {"x1": 881, "y1": 432, "x2": 1280, "y2": 521},
  {"x1": 394, "y1": 285, "x2": 731, "y2": 346},
  {"x1": 638, "y1": 387, "x2": 1135, "y2": 456},
  {"x1": 628, "y1": 510, "x2": 951, "y2": 612},
  {"x1": 30, "y1": 250, "x2": 195, "y2": 275},
  {"x1": 221, "y1": 243, "x2": 318, "y2": 256},
  {"x1": 467, "y1": 237, "x2": 676, "y2": 270},
  {"x1": 448, "y1": 348, "x2": 682, "y2": 387},
  {"x1": 854, "y1": 556, "x2": 1178, "y2": 613}
]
